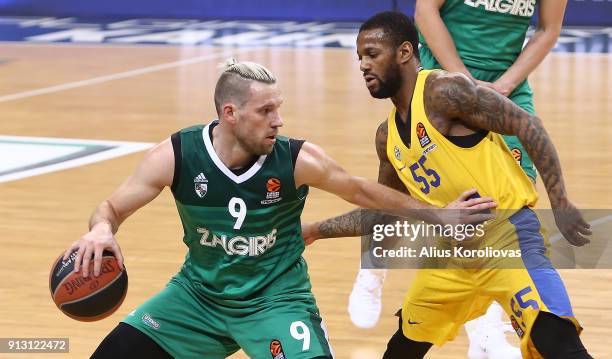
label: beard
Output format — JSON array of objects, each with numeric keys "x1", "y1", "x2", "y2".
[
  {"x1": 368, "y1": 63, "x2": 402, "y2": 99},
  {"x1": 236, "y1": 131, "x2": 274, "y2": 156}
]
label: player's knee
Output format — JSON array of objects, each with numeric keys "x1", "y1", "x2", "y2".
[
  {"x1": 91, "y1": 322, "x2": 173, "y2": 359},
  {"x1": 383, "y1": 329, "x2": 432, "y2": 359},
  {"x1": 531, "y1": 311, "x2": 592, "y2": 359}
]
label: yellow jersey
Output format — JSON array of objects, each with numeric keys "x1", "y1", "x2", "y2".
[{"x1": 386, "y1": 70, "x2": 537, "y2": 221}]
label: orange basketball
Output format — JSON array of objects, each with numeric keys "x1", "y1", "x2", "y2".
[{"x1": 49, "y1": 250, "x2": 128, "y2": 322}]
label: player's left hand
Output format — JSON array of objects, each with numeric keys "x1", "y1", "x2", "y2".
[
  {"x1": 301, "y1": 221, "x2": 321, "y2": 246},
  {"x1": 552, "y1": 199, "x2": 592, "y2": 246},
  {"x1": 487, "y1": 79, "x2": 515, "y2": 97},
  {"x1": 441, "y1": 188, "x2": 497, "y2": 226},
  {"x1": 474, "y1": 79, "x2": 492, "y2": 88}
]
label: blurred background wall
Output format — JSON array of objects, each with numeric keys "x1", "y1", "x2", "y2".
[{"x1": 0, "y1": 0, "x2": 610, "y2": 26}]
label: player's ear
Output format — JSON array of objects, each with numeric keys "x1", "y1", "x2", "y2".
[
  {"x1": 398, "y1": 41, "x2": 414, "y2": 64},
  {"x1": 222, "y1": 103, "x2": 238, "y2": 124}
]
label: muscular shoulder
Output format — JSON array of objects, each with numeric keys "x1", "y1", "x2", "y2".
[
  {"x1": 140, "y1": 138, "x2": 175, "y2": 188},
  {"x1": 298, "y1": 141, "x2": 325, "y2": 162},
  {"x1": 147, "y1": 138, "x2": 174, "y2": 162},
  {"x1": 424, "y1": 70, "x2": 477, "y2": 98},
  {"x1": 424, "y1": 70, "x2": 478, "y2": 118},
  {"x1": 375, "y1": 120, "x2": 389, "y2": 162},
  {"x1": 293, "y1": 141, "x2": 328, "y2": 188},
  {"x1": 374, "y1": 119, "x2": 408, "y2": 193}
]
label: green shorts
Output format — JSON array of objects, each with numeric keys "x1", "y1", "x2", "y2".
[
  {"x1": 467, "y1": 66, "x2": 537, "y2": 181},
  {"x1": 123, "y1": 260, "x2": 333, "y2": 358}
]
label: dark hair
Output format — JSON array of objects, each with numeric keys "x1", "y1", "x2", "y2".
[{"x1": 359, "y1": 11, "x2": 420, "y2": 60}]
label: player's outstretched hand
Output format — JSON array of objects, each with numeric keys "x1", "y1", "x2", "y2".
[
  {"x1": 552, "y1": 199, "x2": 592, "y2": 246},
  {"x1": 63, "y1": 223, "x2": 124, "y2": 278},
  {"x1": 440, "y1": 188, "x2": 497, "y2": 225},
  {"x1": 301, "y1": 222, "x2": 320, "y2": 246}
]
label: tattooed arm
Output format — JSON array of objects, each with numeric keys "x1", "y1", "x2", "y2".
[
  {"x1": 302, "y1": 120, "x2": 495, "y2": 244},
  {"x1": 423, "y1": 71, "x2": 591, "y2": 245},
  {"x1": 304, "y1": 121, "x2": 408, "y2": 242}
]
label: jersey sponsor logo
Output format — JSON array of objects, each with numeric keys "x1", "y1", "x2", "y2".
[
  {"x1": 269, "y1": 339, "x2": 286, "y2": 359},
  {"x1": 422, "y1": 143, "x2": 438, "y2": 156},
  {"x1": 510, "y1": 315, "x2": 525, "y2": 338},
  {"x1": 416, "y1": 122, "x2": 432, "y2": 148},
  {"x1": 141, "y1": 313, "x2": 161, "y2": 330},
  {"x1": 262, "y1": 177, "x2": 282, "y2": 205},
  {"x1": 198, "y1": 227, "x2": 278, "y2": 256},
  {"x1": 463, "y1": 0, "x2": 536, "y2": 17},
  {"x1": 194, "y1": 172, "x2": 208, "y2": 198},
  {"x1": 394, "y1": 145, "x2": 402, "y2": 161}
]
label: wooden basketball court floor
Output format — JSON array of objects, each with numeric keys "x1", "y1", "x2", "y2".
[{"x1": 0, "y1": 42, "x2": 611, "y2": 358}]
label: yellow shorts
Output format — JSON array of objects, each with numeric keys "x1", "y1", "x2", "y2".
[{"x1": 400, "y1": 208, "x2": 582, "y2": 359}]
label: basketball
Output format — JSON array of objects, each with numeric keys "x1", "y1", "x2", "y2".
[{"x1": 49, "y1": 250, "x2": 128, "y2": 322}]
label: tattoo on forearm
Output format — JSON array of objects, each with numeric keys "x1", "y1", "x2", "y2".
[
  {"x1": 318, "y1": 209, "x2": 398, "y2": 238},
  {"x1": 317, "y1": 119, "x2": 409, "y2": 239},
  {"x1": 318, "y1": 209, "x2": 363, "y2": 238}
]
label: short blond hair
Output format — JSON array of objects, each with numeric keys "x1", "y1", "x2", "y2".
[{"x1": 214, "y1": 58, "x2": 276, "y2": 116}]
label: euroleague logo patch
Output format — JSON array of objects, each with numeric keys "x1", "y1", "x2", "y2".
[
  {"x1": 511, "y1": 148, "x2": 523, "y2": 164},
  {"x1": 267, "y1": 177, "x2": 281, "y2": 192},
  {"x1": 416, "y1": 122, "x2": 431, "y2": 147},
  {"x1": 270, "y1": 339, "x2": 286, "y2": 359},
  {"x1": 262, "y1": 177, "x2": 282, "y2": 205}
]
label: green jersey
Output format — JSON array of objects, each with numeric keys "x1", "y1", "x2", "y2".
[
  {"x1": 170, "y1": 122, "x2": 309, "y2": 301},
  {"x1": 419, "y1": 0, "x2": 537, "y2": 71}
]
